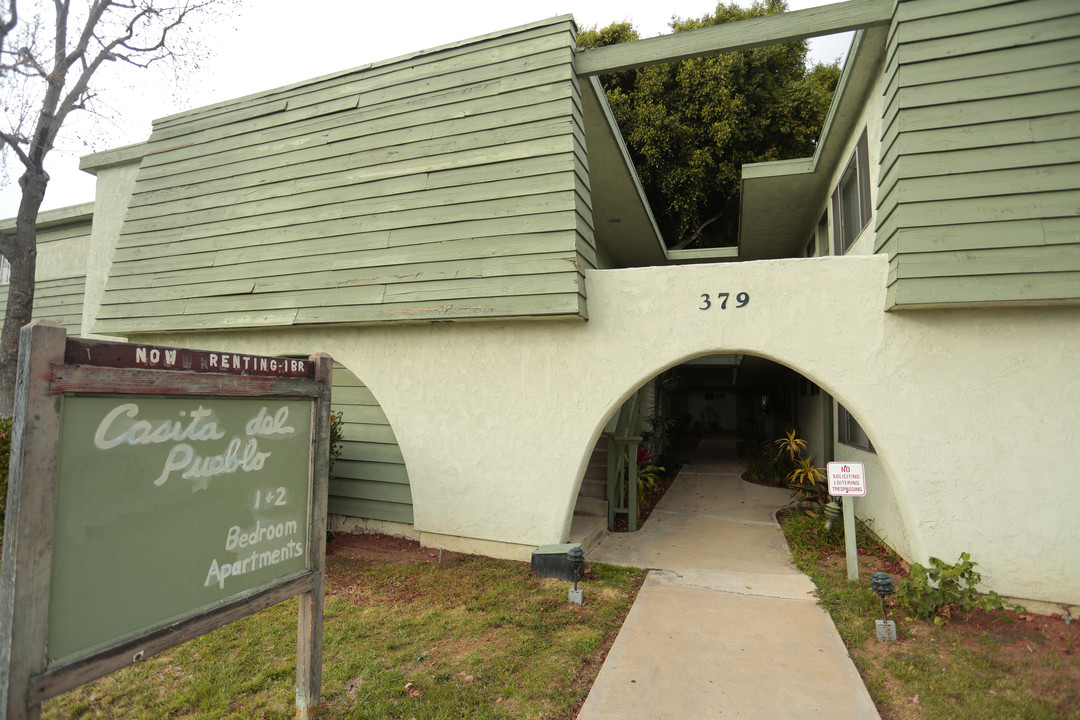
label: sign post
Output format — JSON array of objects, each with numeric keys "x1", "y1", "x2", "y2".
[
  {"x1": 827, "y1": 461, "x2": 866, "y2": 581},
  {"x1": 0, "y1": 321, "x2": 332, "y2": 719}
]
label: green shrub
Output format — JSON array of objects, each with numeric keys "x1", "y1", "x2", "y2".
[
  {"x1": 621, "y1": 445, "x2": 665, "y2": 507},
  {"x1": 0, "y1": 417, "x2": 11, "y2": 538},
  {"x1": 328, "y1": 410, "x2": 344, "y2": 477},
  {"x1": 739, "y1": 433, "x2": 795, "y2": 486},
  {"x1": 897, "y1": 552, "x2": 1019, "y2": 622}
]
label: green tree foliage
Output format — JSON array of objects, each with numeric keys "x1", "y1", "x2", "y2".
[{"x1": 578, "y1": 0, "x2": 842, "y2": 250}]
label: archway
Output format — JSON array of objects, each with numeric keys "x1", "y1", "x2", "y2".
[{"x1": 566, "y1": 347, "x2": 905, "y2": 558}]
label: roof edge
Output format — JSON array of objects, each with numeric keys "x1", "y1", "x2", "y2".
[
  {"x1": 1, "y1": 202, "x2": 95, "y2": 232},
  {"x1": 80, "y1": 141, "x2": 149, "y2": 174},
  {"x1": 151, "y1": 15, "x2": 578, "y2": 130}
]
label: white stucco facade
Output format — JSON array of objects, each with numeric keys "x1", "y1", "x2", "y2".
[{"x1": 137, "y1": 257, "x2": 1080, "y2": 606}]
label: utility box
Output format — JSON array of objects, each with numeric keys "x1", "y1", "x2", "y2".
[{"x1": 531, "y1": 543, "x2": 582, "y2": 581}]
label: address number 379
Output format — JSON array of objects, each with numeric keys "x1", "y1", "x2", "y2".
[{"x1": 699, "y1": 292, "x2": 750, "y2": 310}]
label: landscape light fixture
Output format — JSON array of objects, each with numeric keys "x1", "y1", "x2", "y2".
[
  {"x1": 870, "y1": 571, "x2": 897, "y2": 641},
  {"x1": 567, "y1": 546, "x2": 585, "y2": 606},
  {"x1": 824, "y1": 500, "x2": 841, "y2": 530}
]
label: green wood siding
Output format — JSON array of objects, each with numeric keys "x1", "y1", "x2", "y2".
[
  {"x1": 0, "y1": 213, "x2": 92, "y2": 336},
  {"x1": 329, "y1": 363, "x2": 413, "y2": 525},
  {"x1": 0, "y1": 275, "x2": 86, "y2": 336},
  {"x1": 877, "y1": 0, "x2": 1080, "y2": 309},
  {"x1": 96, "y1": 17, "x2": 592, "y2": 335},
  {"x1": 31, "y1": 277, "x2": 85, "y2": 335}
]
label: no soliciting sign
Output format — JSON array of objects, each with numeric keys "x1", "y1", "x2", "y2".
[{"x1": 827, "y1": 462, "x2": 866, "y2": 497}]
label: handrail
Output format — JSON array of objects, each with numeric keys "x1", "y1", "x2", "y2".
[{"x1": 606, "y1": 389, "x2": 646, "y2": 531}]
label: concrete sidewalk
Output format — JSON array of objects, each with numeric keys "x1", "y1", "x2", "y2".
[{"x1": 577, "y1": 436, "x2": 880, "y2": 720}]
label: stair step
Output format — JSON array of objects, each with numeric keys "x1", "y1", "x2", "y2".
[
  {"x1": 573, "y1": 496, "x2": 608, "y2": 517},
  {"x1": 568, "y1": 513, "x2": 607, "y2": 554},
  {"x1": 579, "y1": 478, "x2": 606, "y2": 499}
]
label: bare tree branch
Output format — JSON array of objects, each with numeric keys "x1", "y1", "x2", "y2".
[
  {"x1": 0, "y1": 0, "x2": 228, "y2": 415},
  {"x1": 121, "y1": 4, "x2": 190, "y2": 54},
  {"x1": 0, "y1": 130, "x2": 30, "y2": 164},
  {"x1": 670, "y1": 213, "x2": 723, "y2": 251}
]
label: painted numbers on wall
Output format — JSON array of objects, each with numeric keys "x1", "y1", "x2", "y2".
[{"x1": 699, "y1": 292, "x2": 750, "y2": 310}]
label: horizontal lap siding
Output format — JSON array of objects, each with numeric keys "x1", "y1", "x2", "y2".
[
  {"x1": 0, "y1": 276, "x2": 86, "y2": 336},
  {"x1": 0, "y1": 218, "x2": 92, "y2": 335},
  {"x1": 32, "y1": 278, "x2": 85, "y2": 335},
  {"x1": 877, "y1": 0, "x2": 1080, "y2": 309},
  {"x1": 329, "y1": 363, "x2": 413, "y2": 524},
  {"x1": 96, "y1": 18, "x2": 591, "y2": 335}
]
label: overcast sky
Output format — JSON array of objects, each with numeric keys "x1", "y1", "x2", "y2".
[{"x1": 1, "y1": 0, "x2": 852, "y2": 216}]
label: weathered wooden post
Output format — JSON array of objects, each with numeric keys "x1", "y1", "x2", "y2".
[
  {"x1": 296, "y1": 352, "x2": 332, "y2": 718},
  {"x1": 0, "y1": 320, "x2": 67, "y2": 720}
]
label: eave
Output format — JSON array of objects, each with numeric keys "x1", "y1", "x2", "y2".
[
  {"x1": 580, "y1": 76, "x2": 668, "y2": 267},
  {"x1": 738, "y1": 25, "x2": 889, "y2": 260}
]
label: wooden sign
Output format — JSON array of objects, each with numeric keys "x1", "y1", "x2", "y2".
[
  {"x1": 0, "y1": 322, "x2": 332, "y2": 719},
  {"x1": 64, "y1": 338, "x2": 314, "y2": 378}
]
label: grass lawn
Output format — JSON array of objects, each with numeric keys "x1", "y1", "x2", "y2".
[
  {"x1": 42, "y1": 535, "x2": 645, "y2": 719},
  {"x1": 780, "y1": 514, "x2": 1080, "y2": 720}
]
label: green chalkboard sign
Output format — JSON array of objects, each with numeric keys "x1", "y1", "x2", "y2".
[
  {"x1": 47, "y1": 395, "x2": 314, "y2": 665},
  {"x1": 1, "y1": 328, "x2": 331, "y2": 719}
]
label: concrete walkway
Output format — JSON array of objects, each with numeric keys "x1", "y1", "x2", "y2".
[{"x1": 577, "y1": 436, "x2": 880, "y2": 720}]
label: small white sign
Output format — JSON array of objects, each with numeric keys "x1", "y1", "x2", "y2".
[{"x1": 827, "y1": 462, "x2": 866, "y2": 497}]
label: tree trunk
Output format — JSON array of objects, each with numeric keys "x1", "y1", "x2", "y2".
[{"x1": 0, "y1": 168, "x2": 45, "y2": 417}]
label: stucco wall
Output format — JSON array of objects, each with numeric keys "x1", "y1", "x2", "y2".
[
  {"x1": 842, "y1": 439, "x2": 913, "y2": 565},
  {"x1": 37, "y1": 229, "x2": 88, "y2": 281},
  {"x1": 140, "y1": 258, "x2": 1080, "y2": 604},
  {"x1": 82, "y1": 157, "x2": 140, "y2": 340}
]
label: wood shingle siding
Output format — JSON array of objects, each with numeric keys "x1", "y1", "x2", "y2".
[
  {"x1": 95, "y1": 17, "x2": 592, "y2": 335},
  {"x1": 876, "y1": 0, "x2": 1080, "y2": 308},
  {"x1": 328, "y1": 363, "x2": 413, "y2": 525}
]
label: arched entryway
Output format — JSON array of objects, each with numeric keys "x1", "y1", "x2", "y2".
[{"x1": 570, "y1": 350, "x2": 890, "y2": 554}]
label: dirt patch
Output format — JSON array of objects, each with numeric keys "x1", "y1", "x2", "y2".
[{"x1": 326, "y1": 532, "x2": 462, "y2": 565}]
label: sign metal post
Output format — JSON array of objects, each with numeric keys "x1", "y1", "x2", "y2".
[{"x1": 827, "y1": 461, "x2": 866, "y2": 581}]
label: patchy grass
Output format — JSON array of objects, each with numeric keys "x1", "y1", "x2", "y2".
[
  {"x1": 42, "y1": 536, "x2": 645, "y2": 720},
  {"x1": 781, "y1": 513, "x2": 1080, "y2": 720}
]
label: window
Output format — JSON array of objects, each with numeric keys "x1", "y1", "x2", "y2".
[
  {"x1": 0, "y1": 256, "x2": 9, "y2": 284},
  {"x1": 831, "y1": 128, "x2": 871, "y2": 254},
  {"x1": 814, "y1": 212, "x2": 828, "y2": 257},
  {"x1": 837, "y1": 403, "x2": 874, "y2": 453}
]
